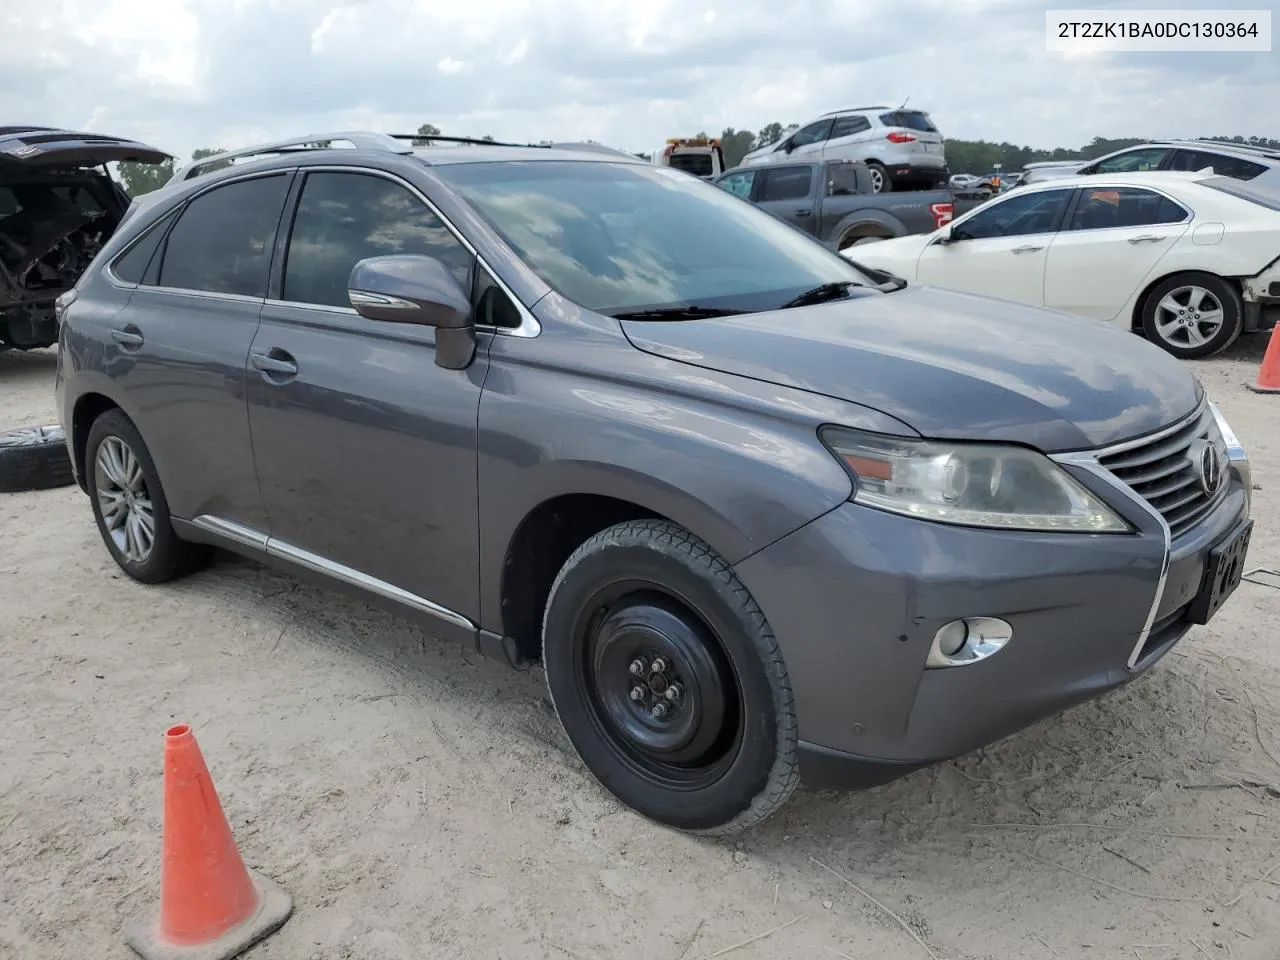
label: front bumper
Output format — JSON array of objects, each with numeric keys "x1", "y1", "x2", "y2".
[{"x1": 733, "y1": 467, "x2": 1250, "y2": 789}]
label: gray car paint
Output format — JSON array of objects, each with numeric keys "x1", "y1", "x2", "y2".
[{"x1": 56, "y1": 142, "x2": 1248, "y2": 790}]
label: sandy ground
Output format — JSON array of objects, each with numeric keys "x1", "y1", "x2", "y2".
[{"x1": 1, "y1": 336, "x2": 1279, "y2": 960}]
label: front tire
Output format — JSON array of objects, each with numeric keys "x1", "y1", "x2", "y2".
[
  {"x1": 542, "y1": 519, "x2": 799, "y2": 835},
  {"x1": 1139, "y1": 272, "x2": 1243, "y2": 359},
  {"x1": 85, "y1": 410, "x2": 211, "y2": 583}
]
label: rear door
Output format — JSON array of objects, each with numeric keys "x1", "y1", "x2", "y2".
[
  {"x1": 822, "y1": 115, "x2": 873, "y2": 161},
  {"x1": 103, "y1": 171, "x2": 292, "y2": 532},
  {"x1": 914, "y1": 186, "x2": 1074, "y2": 306},
  {"x1": 753, "y1": 165, "x2": 818, "y2": 235},
  {"x1": 1043, "y1": 185, "x2": 1192, "y2": 321}
]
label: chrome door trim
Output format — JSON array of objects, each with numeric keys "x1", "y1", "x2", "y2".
[
  {"x1": 191, "y1": 514, "x2": 269, "y2": 551},
  {"x1": 266, "y1": 537, "x2": 476, "y2": 631},
  {"x1": 192, "y1": 514, "x2": 477, "y2": 632}
]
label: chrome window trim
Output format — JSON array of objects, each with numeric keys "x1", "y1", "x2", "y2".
[
  {"x1": 289, "y1": 164, "x2": 541, "y2": 339},
  {"x1": 191, "y1": 515, "x2": 476, "y2": 632},
  {"x1": 106, "y1": 168, "x2": 295, "y2": 298}
]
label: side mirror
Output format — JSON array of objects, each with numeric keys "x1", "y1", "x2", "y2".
[
  {"x1": 782, "y1": 139, "x2": 796, "y2": 153},
  {"x1": 935, "y1": 225, "x2": 956, "y2": 245},
  {"x1": 348, "y1": 254, "x2": 476, "y2": 370}
]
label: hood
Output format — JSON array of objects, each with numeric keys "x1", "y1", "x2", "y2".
[
  {"x1": 0, "y1": 128, "x2": 171, "y2": 169},
  {"x1": 842, "y1": 235, "x2": 930, "y2": 277},
  {"x1": 620, "y1": 285, "x2": 1201, "y2": 453}
]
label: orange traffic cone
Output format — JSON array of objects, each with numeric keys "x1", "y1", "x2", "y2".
[
  {"x1": 1248, "y1": 324, "x2": 1280, "y2": 394},
  {"x1": 124, "y1": 724, "x2": 292, "y2": 960}
]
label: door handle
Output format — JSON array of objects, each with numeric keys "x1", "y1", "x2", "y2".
[
  {"x1": 250, "y1": 350, "x2": 298, "y2": 378},
  {"x1": 1127, "y1": 234, "x2": 1166, "y2": 244},
  {"x1": 1011, "y1": 245, "x2": 1044, "y2": 254},
  {"x1": 794, "y1": 208, "x2": 812, "y2": 216},
  {"x1": 110, "y1": 327, "x2": 143, "y2": 348}
]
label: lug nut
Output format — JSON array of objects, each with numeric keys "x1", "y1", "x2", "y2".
[
  {"x1": 650, "y1": 657, "x2": 667, "y2": 674},
  {"x1": 630, "y1": 685, "x2": 646, "y2": 701},
  {"x1": 629, "y1": 659, "x2": 646, "y2": 677},
  {"x1": 665, "y1": 684, "x2": 682, "y2": 703},
  {"x1": 651, "y1": 702, "x2": 668, "y2": 720}
]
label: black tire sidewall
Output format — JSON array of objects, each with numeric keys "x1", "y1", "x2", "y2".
[
  {"x1": 1141, "y1": 272, "x2": 1243, "y2": 359},
  {"x1": 84, "y1": 410, "x2": 194, "y2": 583},
  {"x1": 0, "y1": 426, "x2": 75, "y2": 493},
  {"x1": 543, "y1": 526, "x2": 786, "y2": 832},
  {"x1": 867, "y1": 162, "x2": 892, "y2": 193}
]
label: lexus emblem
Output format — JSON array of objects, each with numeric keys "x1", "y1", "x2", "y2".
[{"x1": 1188, "y1": 439, "x2": 1226, "y2": 496}]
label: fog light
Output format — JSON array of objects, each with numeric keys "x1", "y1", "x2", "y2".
[{"x1": 926, "y1": 617, "x2": 1012, "y2": 668}]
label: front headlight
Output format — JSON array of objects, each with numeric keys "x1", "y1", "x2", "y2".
[{"x1": 820, "y1": 427, "x2": 1130, "y2": 533}]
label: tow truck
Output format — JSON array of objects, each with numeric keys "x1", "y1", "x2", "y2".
[{"x1": 653, "y1": 137, "x2": 727, "y2": 180}]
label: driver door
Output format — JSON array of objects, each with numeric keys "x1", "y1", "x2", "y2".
[{"x1": 914, "y1": 187, "x2": 1075, "y2": 307}]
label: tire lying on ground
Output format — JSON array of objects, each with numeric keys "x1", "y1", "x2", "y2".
[{"x1": 0, "y1": 425, "x2": 76, "y2": 493}]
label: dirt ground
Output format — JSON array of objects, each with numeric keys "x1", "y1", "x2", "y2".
[{"x1": 2, "y1": 336, "x2": 1279, "y2": 960}]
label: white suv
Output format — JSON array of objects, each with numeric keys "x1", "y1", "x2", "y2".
[{"x1": 738, "y1": 107, "x2": 947, "y2": 193}]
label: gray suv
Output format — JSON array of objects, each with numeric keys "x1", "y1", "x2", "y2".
[{"x1": 55, "y1": 132, "x2": 1253, "y2": 834}]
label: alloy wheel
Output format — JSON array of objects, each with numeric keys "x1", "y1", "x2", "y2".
[
  {"x1": 1153, "y1": 285, "x2": 1224, "y2": 350},
  {"x1": 94, "y1": 435, "x2": 156, "y2": 563}
]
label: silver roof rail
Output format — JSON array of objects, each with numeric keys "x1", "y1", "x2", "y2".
[
  {"x1": 166, "y1": 131, "x2": 415, "y2": 184},
  {"x1": 819, "y1": 106, "x2": 891, "y2": 117}
]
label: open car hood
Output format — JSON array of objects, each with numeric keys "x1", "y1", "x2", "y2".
[{"x1": 0, "y1": 127, "x2": 171, "y2": 169}]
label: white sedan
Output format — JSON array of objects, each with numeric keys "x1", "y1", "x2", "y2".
[{"x1": 843, "y1": 170, "x2": 1280, "y2": 358}]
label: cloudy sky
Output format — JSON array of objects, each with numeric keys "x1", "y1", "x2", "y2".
[{"x1": 3, "y1": 0, "x2": 1276, "y2": 162}]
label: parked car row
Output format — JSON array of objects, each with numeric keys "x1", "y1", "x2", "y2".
[
  {"x1": 51, "y1": 130, "x2": 1254, "y2": 836},
  {"x1": 844, "y1": 168, "x2": 1280, "y2": 358}
]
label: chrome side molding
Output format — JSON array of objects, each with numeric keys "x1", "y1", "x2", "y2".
[{"x1": 191, "y1": 514, "x2": 475, "y2": 632}]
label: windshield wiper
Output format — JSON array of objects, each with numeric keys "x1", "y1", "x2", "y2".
[
  {"x1": 611, "y1": 306, "x2": 747, "y2": 320},
  {"x1": 778, "y1": 281, "x2": 868, "y2": 309}
]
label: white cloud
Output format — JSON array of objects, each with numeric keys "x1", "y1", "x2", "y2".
[{"x1": 0, "y1": 0, "x2": 1274, "y2": 163}]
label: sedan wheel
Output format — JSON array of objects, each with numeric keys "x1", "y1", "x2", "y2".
[{"x1": 1140, "y1": 272, "x2": 1243, "y2": 360}]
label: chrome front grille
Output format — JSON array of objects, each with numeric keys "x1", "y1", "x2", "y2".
[{"x1": 1097, "y1": 405, "x2": 1227, "y2": 539}]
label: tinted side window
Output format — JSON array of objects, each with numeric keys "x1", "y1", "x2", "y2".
[
  {"x1": 1092, "y1": 147, "x2": 1171, "y2": 174},
  {"x1": 830, "y1": 115, "x2": 871, "y2": 139},
  {"x1": 111, "y1": 209, "x2": 178, "y2": 284},
  {"x1": 878, "y1": 111, "x2": 938, "y2": 133},
  {"x1": 1168, "y1": 149, "x2": 1266, "y2": 180},
  {"x1": 759, "y1": 167, "x2": 812, "y2": 202},
  {"x1": 1067, "y1": 187, "x2": 1189, "y2": 230},
  {"x1": 716, "y1": 171, "x2": 756, "y2": 198},
  {"x1": 953, "y1": 189, "x2": 1071, "y2": 240},
  {"x1": 789, "y1": 120, "x2": 834, "y2": 149},
  {"x1": 282, "y1": 172, "x2": 474, "y2": 309},
  {"x1": 157, "y1": 175, "x2": 289, "y2": 297},
  {"x1": 826, "y1": 165, "x2": 862, "y2": 196}
]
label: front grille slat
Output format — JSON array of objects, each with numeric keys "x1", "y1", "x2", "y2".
[{"x1": 1097, "y1": 405, "x2": 1226, "y2": 540}]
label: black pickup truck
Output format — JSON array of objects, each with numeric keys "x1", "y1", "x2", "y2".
[{"x1": 713, "y1": 159, "x2": 985, "y2": 251}]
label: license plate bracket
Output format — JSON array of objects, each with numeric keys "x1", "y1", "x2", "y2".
[{"x1": 1186, "y1": 519, "x2": 1253, "y2": 625}]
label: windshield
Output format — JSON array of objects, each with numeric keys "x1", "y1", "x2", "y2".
[
  {"x1": 431, "y1": 160, "x2": 873, "y2": 316},
  {"x1": 666, "y1": 151, "x2": 715, "y2": 178}
]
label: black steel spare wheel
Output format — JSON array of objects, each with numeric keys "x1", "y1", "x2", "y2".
[
  {"x1": 0, "y1": 424, "x2": 75, "y2": 493},
  {"x1": 543, "y1": 519, "x2": 799, "y2": 835},
  {"x1": 586, "y1": 589, "x2": 739, "y2": 784}
]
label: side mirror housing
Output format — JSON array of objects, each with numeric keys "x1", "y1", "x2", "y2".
[
  {"x1": 782, "y1": 139, "x2": 795, "y2": 153},
  {"x1": 348, "y1": 254, "x2": 476, "y2": 370},
  {"x1": 935, "y1": 225, "x2": 956, "y2": 245}
]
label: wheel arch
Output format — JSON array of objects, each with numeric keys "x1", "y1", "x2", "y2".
[
  {"x1": 832, "y1": 211, "x2": 907, "y2": 250},
  {"x1": 69, "y1": 391, "x2": 123, "y2": 492},
  {"x1": 1129, "y1": 268, "x2": 1243, "y2": 331}
]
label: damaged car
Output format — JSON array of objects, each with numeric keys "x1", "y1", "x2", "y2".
[{"x1": 1, "y1": 127, "x2": 170, "y2": 351}]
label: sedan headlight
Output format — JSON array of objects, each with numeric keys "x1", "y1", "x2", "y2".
[{"x1": 820, "y1": 427, "x2": 1129, "y2": 533}]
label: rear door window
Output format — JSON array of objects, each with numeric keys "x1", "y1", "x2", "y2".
[
  {"x1": 829, "y1": 115, "x2": 872, "y2": 139},
  {"x1": 759, "y1": 166, "x2": 813, "y2": 202},
  {"x1": 156, "y1": 174, "x2": 290, "y2": 297},
  {"x1": 1067, "y1": 187, "x2": 1189, "y2": 230},
  {"x1": 826, "y1": 165, "x2": 863, "y2": 196},
  {"x1": 1167, "y1": 149, "x2": 1267, "y2": 180}
]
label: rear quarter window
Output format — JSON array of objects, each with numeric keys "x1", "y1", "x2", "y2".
[{"x1": 879, "y1": 111, "x2": 938, "y2": 133}]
